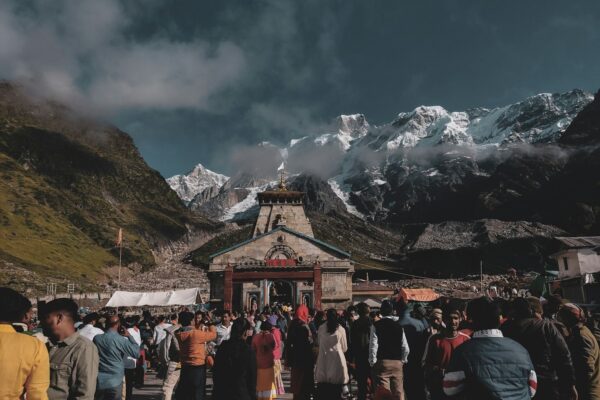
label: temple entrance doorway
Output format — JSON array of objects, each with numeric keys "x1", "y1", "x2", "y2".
[{"x1": 268, "y1": 280, "x2": 294, "y2": 306}]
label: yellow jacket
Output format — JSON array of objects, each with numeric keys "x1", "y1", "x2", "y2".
[{"x1": 0, "y1": 324, "x2": 49, "y2": 400}]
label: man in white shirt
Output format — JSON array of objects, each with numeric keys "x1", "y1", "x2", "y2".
[
  {"x1": 78, "y1": 313, "x2": 104, "y2": 342},
  {"x1": 153, "y1": 316, "x2": 172, "y2": 346},
  {"x1": 215, "y1": 311, "x2": 232, "y2": 346},
  {"x1": 125, "y1": 319, "x2": 143, "y2": 399}
]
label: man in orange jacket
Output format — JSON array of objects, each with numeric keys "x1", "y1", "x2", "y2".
[{"x1": 175, "y1": 311, "x2": 217, "y2": 400}]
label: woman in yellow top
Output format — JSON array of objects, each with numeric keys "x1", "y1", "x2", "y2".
[{"x1": 0, "y1": 287, "x2": 50, "y2": 400}]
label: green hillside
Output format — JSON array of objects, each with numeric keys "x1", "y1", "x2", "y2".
[{"x1": 0, "y1": 82, "x2": 217, "y2": 292}]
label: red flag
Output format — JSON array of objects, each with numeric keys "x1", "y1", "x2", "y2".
[{"x1": 116, "y1": 228, "x2": 123, "y2": 246}]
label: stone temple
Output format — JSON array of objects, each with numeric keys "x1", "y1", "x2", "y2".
[{"x1": 208, "y1": 173, "x2": 354, "y2": 311}]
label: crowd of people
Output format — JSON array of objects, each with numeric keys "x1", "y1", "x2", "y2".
[{"x1": 2, "y1": 285, "x2": 600, "y2": 400}]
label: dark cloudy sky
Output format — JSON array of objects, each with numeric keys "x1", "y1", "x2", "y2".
[{"x1": 1, "y1": 1, "x2": 599, "y2": 177}]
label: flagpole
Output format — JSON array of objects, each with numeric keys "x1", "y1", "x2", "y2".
[{"x1": 118, "y1": 239, "x2": 122, "y2": 290}]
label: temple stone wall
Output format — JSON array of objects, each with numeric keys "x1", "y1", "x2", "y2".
[
  {"x1": 253, "y1": 203, "x2": 314, "y2": 237},
  {"x1": 211, "y1": 231, "x2": 348, "y2": 271}
]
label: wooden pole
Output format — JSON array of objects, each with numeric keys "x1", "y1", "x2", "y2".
[
  {"x1": 118, "y1": 240, "x2": 123, "y2": 290},
  {"x1": 480, "y1": 260, "x2": 483, "y2": 294}
]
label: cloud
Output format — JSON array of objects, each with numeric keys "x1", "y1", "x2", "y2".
[{"x1": 0, "y1": 0, "x2": 245, "y2": 114}]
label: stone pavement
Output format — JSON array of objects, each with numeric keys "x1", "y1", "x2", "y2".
[{"x1": 132, "y1": 368, "x2": 294, "y2": 400}]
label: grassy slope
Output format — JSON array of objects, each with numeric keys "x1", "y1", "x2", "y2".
[
  {"x1": 0, "y1": 153, "x2": 113, "y2": 283},
  {"x1": 0, "y1": 83, "x2": 217, "y2": 290}
]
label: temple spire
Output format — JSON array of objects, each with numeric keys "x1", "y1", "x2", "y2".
[{"x1": 277, "y1": 162, "x2": 287, "y2": 191}]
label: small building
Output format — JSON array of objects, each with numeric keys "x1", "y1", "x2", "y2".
[
  {"x1": 208, "y1": 173, "x2": 354, "y2": 311},
  {"x1": 551, "y1": 236, "x2": 600, "y2": 303},
  {"x1": 352, "y1": 281, "x2": 395, "y2": 305}
]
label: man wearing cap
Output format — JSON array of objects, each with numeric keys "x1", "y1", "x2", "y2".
[
  {"x1": 423, "y1": 308, "x2": 470, "y2": 400},
  {"x1": 558, "y1": 303, "x2": 600, "y2": 400},
  {"x1": 502, "y1": 297, "x2": 577, "y2": 400}
]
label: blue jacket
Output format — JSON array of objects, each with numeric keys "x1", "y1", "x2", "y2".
[
  {"x1": 443, "y1": 329, "x2": 537, "y2": 400},
  {"x1": 93, "y1": 330, "x2": 139, "y2": 390}
]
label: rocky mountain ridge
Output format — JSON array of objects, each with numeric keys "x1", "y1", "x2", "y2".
[{"x1": 168, "y1": 89, "x2": 593, "y2": 224}]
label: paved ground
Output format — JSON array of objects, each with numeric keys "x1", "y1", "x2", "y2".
[{"x1": 132, "y1": 369, "x2": 294, "y2": 400}]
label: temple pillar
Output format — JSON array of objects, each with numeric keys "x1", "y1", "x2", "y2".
[
  {"x1": 224, "y1": 264, "x2": 233, "y2": 311},
  {"x1": 313, "y1": 262, "x2": 322, "y2": 310}
]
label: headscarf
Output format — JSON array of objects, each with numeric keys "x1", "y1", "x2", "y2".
[
  {"x1": 295, "y1": 304, "x2": 309, "y2": 323},
  {"x1": 268, "y1": 315, "x2": 278, "y2": 326},
  {"x1": 560, "y1": 303, "x2": 583, "y2": 320}
]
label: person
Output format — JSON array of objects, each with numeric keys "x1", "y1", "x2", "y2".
[
  {"x1": 422, "y1": 308, "x2": 470, "y2": 400},
  {"x1": 153, "y1": 316, "x2": 171, "y2": 346},
  {"x1": 268, "y1": 314, "x2": 285, "y2": 395},
  {"x1": 79, "y1": 312, "x2": 104, "y2": 342},
  {"x1": 175, "y1": 311, "x2": 217, "y2": 400},
  {"x1": 153, "y1": 315, "x2": 171, "y2": 379},
  {"x1": 159, "y1": 317, "x2": 181, "y2": 400},
  {"x1": 314, "y1": 309, "x2": 349, "y2": 400},
  {"x1": 213, "y1": 318, "x2": 257, "y2": 400},
  {"x1": 252, "y1": 321, "x2": 277, "y2": 400},
  {"x1": 558, "y1": 303, "x2": 600, "y2": 400},
  {"x1": 216, "y1": 310, "x2": 232, "y2": 347},
  {"x1": 40, "y1": 298, "x2": 99, "y2": 400},
  {"x1": 94, "y1": 316, "x2": 140, "y2": 400},
  {"x1": 350, "y1": 302, "x2": 373, "y2": 400},
  {"x1": 501, "y1": 298, "x2": 577, "y2": 400},
  {"x1": 286, "y1": 304, "x2": 315, "y2": 400},
  {"x1": 0, "y1": 287, "x2": 49, "y2": 400},
  {"x1": 398, "y1": 300, "x2": 429, "y2": 400},
  {"x1": 124, "y1": 317, "x2": 143, "y2": 399},
  {"x1": 443, "y1": 296, "x2": 537, "y2": 399},
  {"x1": 427, "y1": 308, "x2": 444, "y2": 336},
  {"x1": 369, "y1": 300, "x2": 410, "y2": 400}
]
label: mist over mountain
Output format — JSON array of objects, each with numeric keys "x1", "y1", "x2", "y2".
[{"x1": 169, "y1": 89, "x2": 594, "y2": 225}]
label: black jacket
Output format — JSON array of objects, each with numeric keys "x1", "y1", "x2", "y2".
[
  {"x1": 374, "y1": 318, "x2": 406, "y2": 361},
  {"x1": 212, "y1": 338, "x2": 257, "y2": 400},
  {"x1": 286, "y1": 320, "x2": 314, "y2": 368},
  {"x1": 350, "y1": 316, "x2": 372, "y2": 364},
  {"x1": 502, "y1": 317, "x2": 575, "y2": 387}
]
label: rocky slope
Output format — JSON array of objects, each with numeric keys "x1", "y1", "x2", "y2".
[{"x1": 0, "y1": 82, "x2": 218, "y2": 292}]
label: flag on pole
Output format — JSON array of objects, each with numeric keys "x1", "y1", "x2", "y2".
[
  {"x1": 116, "y1": 228, "x2": 123, "y2": 246},
  {"x1": 277, "y1": 162, "x2": 285, "y2": 171}
]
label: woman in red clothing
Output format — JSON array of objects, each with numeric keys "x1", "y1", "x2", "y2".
[
  {"x1": 252, "y1": 321, "x2": 277, "y2": 400},
  {"x1": 267, "y1": 315, "x2": 285, "y2": 395},
  {"x1": 423, "y1": 308, "x2": 470, "y2": 400}
]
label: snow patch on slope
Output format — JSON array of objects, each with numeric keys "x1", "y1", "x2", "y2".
[
  {"x1": 328, "y1": 177, "x2": 364, "y2": 218},
  {"x1": 219, "y1": 181, "x2": 277, "y2": 221}
]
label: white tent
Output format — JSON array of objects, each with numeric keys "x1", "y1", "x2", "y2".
[{"x1": 105, "y1": 288, "x2": 200, "y2": 307}]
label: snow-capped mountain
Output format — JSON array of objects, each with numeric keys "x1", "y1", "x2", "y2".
[
  {"x1": 166, "y1": 164, "x2": 229, "y2": 203},
  {"x1": 359, "y1": 89, "x2": 593, "y2": 151},
  {"x1": 167, "y1": 89, "x2": 594, "y2": 222}
]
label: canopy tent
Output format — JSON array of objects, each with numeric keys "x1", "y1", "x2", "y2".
[
  {"x1": 397, "y1": 288, "x2": 440, "y2": 303},
  {"x1": 105, "y1": 288, "x2": 200, "y2": 307},
  {"x1": 353, "y1": 298, "x2": 382, "y2": 308}
]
